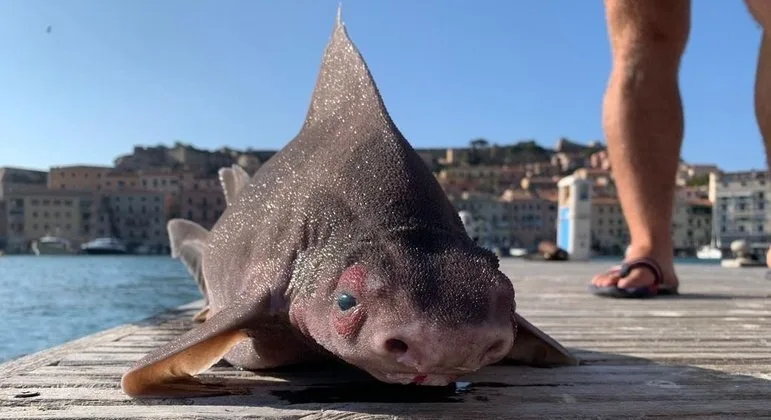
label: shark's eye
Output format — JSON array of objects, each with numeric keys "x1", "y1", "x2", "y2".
[{"x1": 337, "y1": 293, "x2": 357, "y2": 311}]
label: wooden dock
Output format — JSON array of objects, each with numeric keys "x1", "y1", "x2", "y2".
[{"x1": 1, "y1": 260, "x2": 770, "y2": 419}]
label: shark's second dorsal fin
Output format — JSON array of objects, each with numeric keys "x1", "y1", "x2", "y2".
[{"x1": 218, "y1": 164, "x2": 250, "y2": 206}]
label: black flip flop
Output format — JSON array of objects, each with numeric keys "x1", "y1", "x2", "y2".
[{"x1": 588, "y1": 257, "x2": 679, "y2": 298}]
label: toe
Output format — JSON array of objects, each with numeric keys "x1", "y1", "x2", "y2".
[
  {"x1": 591, "y1": 268, "x2": 622, "y2": 287},
  {"x1": 616, "y1": 267, "x2": 657, "y2": 289}
]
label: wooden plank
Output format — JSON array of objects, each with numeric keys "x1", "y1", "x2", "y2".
[
  {"x1": 2, "y1": 400, "x2": 771, "y2": 419},
  {"x1": 3, "y1": 381, "x2": 771, "y2": 405},
  {"x1": 0, "y1": 261, "x2": 769, "y2": 418},
  {"x1": 2, "y1": 366, "x2": 769, "y2": 389},
  {"x1": 0, "y1": 324, "x2": 139, "y2": 381}
]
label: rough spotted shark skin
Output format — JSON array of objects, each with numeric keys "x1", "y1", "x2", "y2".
[{"x1": 120, "y1": 10, "x2": 578, "y2": 398}]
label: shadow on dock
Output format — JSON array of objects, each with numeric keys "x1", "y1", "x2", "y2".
[
  {"x1": 125, "y1": 348, "x2": 771, "y2": 419},
  {"x1": 111, "y1": 299, "x2": 771, "y2": 418}
]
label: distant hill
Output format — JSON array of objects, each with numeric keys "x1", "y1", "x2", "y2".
[
  {"x1": 416, "y1": 137, "x2": 605, "y2": 166},
  {"x1": 113, "y1": 137, "x2": 606, "y2": 174},
  {"x1": 113, "y1": 142, "x2": 276, "y2": 175}
]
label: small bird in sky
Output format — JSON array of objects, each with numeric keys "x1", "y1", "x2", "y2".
[{"x1": 46, "y1": 25, "x2": 52, "y2": 34}]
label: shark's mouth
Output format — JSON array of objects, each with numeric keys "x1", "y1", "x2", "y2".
[{"x1": 370, "y1": 370, "x2": 464, "y2": 386}]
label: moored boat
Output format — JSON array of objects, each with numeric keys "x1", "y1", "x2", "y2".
[
  {"x1": 31, "y1": 236, "x2": 75, "y2": 255},
  {"x1": 81, "y1": 237, "x2": 128, "y2": 255},
  {"x1": 696, "y1": 245, "x2": 722, "y2": 260}
]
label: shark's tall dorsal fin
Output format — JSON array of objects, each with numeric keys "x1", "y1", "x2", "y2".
[{"x1": 302, "y1": 6, "x2": 392, "y2": 132}]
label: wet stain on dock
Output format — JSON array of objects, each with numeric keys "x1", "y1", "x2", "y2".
[
  {"x1": 271, "y1": 381, "x2": 524, "y2": 405},
  {"x1": 271, "y1": 382, "x2": 463, "y2": 404}
]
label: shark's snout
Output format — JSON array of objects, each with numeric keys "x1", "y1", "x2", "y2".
[{"x1": 369, "y1": 321, "x2": 514, "y2": 376}]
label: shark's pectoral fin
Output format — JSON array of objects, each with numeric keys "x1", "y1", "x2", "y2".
[
  {"x1": 121, "y1": 329, "x2": 249, "y2": 398},
  {"x1": 121, "y1": 299, "x2": 262, "y2": 398},
  {"x1": 503, "y1": 313, "x2": 580, "y2": 367}
]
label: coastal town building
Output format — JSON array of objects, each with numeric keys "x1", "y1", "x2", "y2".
[
  {"x1": 520, "y1": 176, "x2": 558, "y2": 191},
  {"x1": 438, "y1": 166, "x2": 527, "y2": 193},
  {"x1": 588, "y1": 149, "x2": 611, "y2": 171},
  {"x1": 447, "y1": 189, "x2": 558, "y2": 249},
  {"x1": 676, "y1": 163, "x2": 720, "y2": 186},
  {"x1": 501, "y1": 188, "x2": 558, "y2": 249},
  {"x1": 138, "y1": 169, "x2": 185, "y2": 219},
  {"x1": 0, "y1": 167, "x2": 48, "y2": 199},
  {"x1": 447, "y1": 191, "x2": 499, "y2": 243},
  {"x1": 181, "y1": 172, "x2": 220, "y2": 192},
  {"x1": 1, "y1": 190, "x2": 107, "y2": 253},
  {"x1": 684, "y1": 198, "x2": 713, "y2": 250},
  {"x1": 113, "y1": 143, "x2": 274, "y2": 175},
  {"x1": 588, "y1": 188, "x2": 712, "y2": 256},
  {"x1": 0, "y1": 167, "x2": 49, "y2": 250},
  {"x1": 138, "y1": 169, "x2": 182, "y2": 196},
  {"x1": 589, "y1": 196, "x2": 628, "y2": 254},
  {"x1": 100, "y1": 170, "x2": 141, "y2": 192},
  {"x1": 0, "y1": 164, "x2": 227, "y2": 253},
  {"x1": 550, "y1": 152, "x2": 588, "y2": 174},
  {"x1": 0, "y1": 141, "x2": 726, "y2": 257},
  {"x1": 103, "y1": 190, "x2": 168, "y2": 253},
  {"x1": 573, "y1": 168, "x2": 613, "y2": 186},
  {"x1": 709, "y1": 170, "x2": 770, "y2": 248},
  {"x1": 180, "y1": 189, "x2": 227, "y2": 230},
  {"x1": 48, "y1": 165, "x2": 110, "y2": 191}
]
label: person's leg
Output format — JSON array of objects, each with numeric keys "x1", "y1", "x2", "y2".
[
  {"x1": 591, "y1": 0, "x2": 691, "y2": 292},
  {"x1": 744, "y1": 0, "x2": 771, "y2": 268}
]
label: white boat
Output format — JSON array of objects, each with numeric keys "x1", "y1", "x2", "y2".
[
  {"x1": 508, "y1": 248, "x2": 528, "y2": 257},
  {"x1": 81, "y1": 237, "x2": 128, "y2": 255},
  {"x1": 31, "y1": 236, "x2": 75, "y2": 255},
  {"x1": 696, "y1": 245, "x2": 722, "y2": 260},
  {"x1": 697, "y1": 235, "x2": 723, "y2": 260}
]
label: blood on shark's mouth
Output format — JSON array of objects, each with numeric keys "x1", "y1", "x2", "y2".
[
  {"x1": 412, "y1": 374, "x2": 427, "y2": 384},
  {"x1": 373, "y1": 370, "x2": 464, "y2": 386}
]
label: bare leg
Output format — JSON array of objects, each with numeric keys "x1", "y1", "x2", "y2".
[
  {"x1": 745, "y1": 0, "x2": 771, "y2": 268},
  {"x1": 591, "y1": 0, "x2": 690, "y2": 290}
]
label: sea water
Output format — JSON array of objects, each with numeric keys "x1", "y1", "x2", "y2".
[
  {"x1": 0, "y1": 255, "x2": 199, "y2": 363},
  {"x1": 0, "y1": 254, "x2": 719, "y2": 363}
]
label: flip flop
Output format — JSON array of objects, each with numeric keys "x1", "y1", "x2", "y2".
[{"x1": 588, "y1": 257, "x2": 679, "y2": 298}]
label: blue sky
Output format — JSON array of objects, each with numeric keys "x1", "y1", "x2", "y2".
[{"x1": 0, "y1": 1, "x2": 765, "y2": 171}]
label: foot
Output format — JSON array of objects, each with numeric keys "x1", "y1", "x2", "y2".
[
  {"x1": 766, "y1": 247, "x2": 771, "y2": 268},
  {"x1": 591, "y1": 247, "x2": 680, "y2": 291}
]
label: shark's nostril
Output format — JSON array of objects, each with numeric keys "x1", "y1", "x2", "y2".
[{"x1": 385, "y1": 338, "x2": 409, "y2": 355}]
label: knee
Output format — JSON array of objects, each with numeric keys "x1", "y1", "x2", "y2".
[
  {"x1": 746, "y1": 0, "x2": 771, "y2": 29},
  {"x1": 606, "y1": 2, "x2": 689, "y2": 67},
  {"x1": 609, "y1": 35, "x2": 684, "y2": 89},
  {"x1": 611, "y1": 25, "x2": 688, "y2": 69}
]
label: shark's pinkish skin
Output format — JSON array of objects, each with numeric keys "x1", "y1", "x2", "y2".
[{"x1": 121, "y1": 11, "x2": 578, "y2": 398}]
